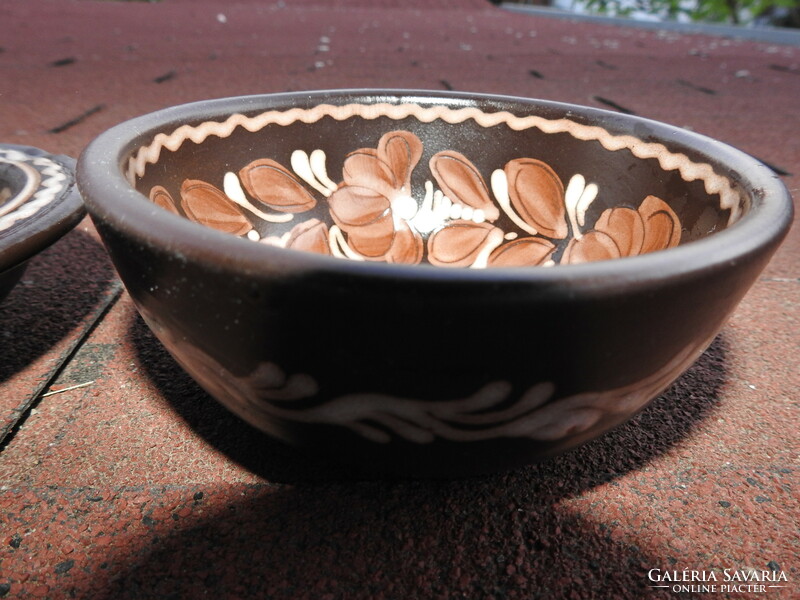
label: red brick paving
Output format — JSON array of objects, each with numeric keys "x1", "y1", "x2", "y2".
[
  {"x1": 1, "y1": 1, "x2": 798, "y2": 598},
  {"x1": 0, "y1": 225, "x2": 120, "y2": 442}
]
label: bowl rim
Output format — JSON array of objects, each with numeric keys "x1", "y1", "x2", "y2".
[
  {"x1": 1, "y1": 144, "x2": 86, "y2": 274},
  {"x1": 77, "y1": 89, "x2": 793, "y2": 291}
]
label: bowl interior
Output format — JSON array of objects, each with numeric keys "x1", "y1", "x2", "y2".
[
  {"x1": 0, "y1": 161, "x2": 29, "y2": 206},
  {"x1": 126, "y1": 96, "x2": 750, "y2": 269}
]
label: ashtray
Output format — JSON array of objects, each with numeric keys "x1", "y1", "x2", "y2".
[{"x1": 0, "y1": 145, "x2": 85, "y2": 302}]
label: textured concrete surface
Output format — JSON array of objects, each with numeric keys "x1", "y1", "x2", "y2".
[{"x1": 0, "y1": 1, "x2": 798, "y2": 598}]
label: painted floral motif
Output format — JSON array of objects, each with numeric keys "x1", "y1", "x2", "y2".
[
  {"x1": 144, "y1": 307, "x2": 714, "y2": 446},
  {"x1": 0, "y1": 149, "x2": 70, "y2": 232},
  {"x1": 148, "y1": 130, "x2": 682, "y2": 267},
  {"x1": 326, "y1": 130, "x2": 424, "y2": 263}
]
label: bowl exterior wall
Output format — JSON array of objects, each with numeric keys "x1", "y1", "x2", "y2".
[{"x1": 91, "y1": 214, "x2": 777, "y2": 476}]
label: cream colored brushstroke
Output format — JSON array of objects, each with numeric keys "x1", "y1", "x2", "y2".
[
  {"x1": 329, "y1": 224, "x2": 365, "y2": 260},
  {"x1": 260, "y1": 231, "x2": 291, "y2": 247},
  {"x1": 309, "y1": 149, "x2": 338, "y2": 193},
  {"x1": 222, "y1": 171, "x2": 293, "y2": 223},
  {"x1": 576, "y1": 182, "x2": 598, "y2": 228},
  {"x1": 564, "y1": 174, "x2": 586, "y2": 239},
  {"x1": 470, "y1": 227, "x2": 505, "y2": 269},
  {"x1": 409, "y1": 180, "x2": 436, "y2": 234},
  {"x1": 290, "y1": 150, "x2": 331, "y2": 197},
  {"x1": 491, "y1": 168, "x2": 539, "y2": 236}
]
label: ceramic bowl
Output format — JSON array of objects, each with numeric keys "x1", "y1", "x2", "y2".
[
  {"x1": 0, "y1": 145, "x2": 85, "y2": 303},
  {"x1": 77, "y1": 91, "x2": 792, "y2": 477}
]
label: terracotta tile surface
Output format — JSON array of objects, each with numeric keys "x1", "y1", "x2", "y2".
[
  {"x1": 0, "y1": 222, "x2": 121, "y2": 443},
  {"x1": 0, "y1": 1, "x2": 798, "y2": 598}
]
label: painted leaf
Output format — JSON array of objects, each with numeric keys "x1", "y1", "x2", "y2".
[
  {"x1": 285, "y1": 218, "x2": 331, "y2": 255},
  {"x1": 239, "y1": 159, "x2": 316, "y2": 213},
  {"x1": 427, "y1": 221, "x2": 504, "y2": 268},
  {"x1": 180, "y1": 179, "x2": 252, "y2": 235},
  {"x1": 386, "y1": 222, "x2": 424, "y2": 265},
  {"x1": 488, "y1": 237, "x2": 556, "y2": 267},
  {"x1": 562, "y1": 231, "x2": 622, "y2": 264},
  {"x1": 342, "y1": 149, "x2": 397, "y2": 199},
  {"x1": 430, "y1": 151, "x2": 500, "y2": 222},
  {"x1": 149, "y1": 185, "x2": 180, "y2": 215},
  {"x1": 638, "y1": 195, "x2": 681, "y2": 254},
  {"x1": 504, "y1": 159, "x2": 568, "y2": 239},
  {"x1": 328, "y1": 185, "x2": 390, "y2": 227},
  {"x1": 345, "y1": 215, "x2": 397, "y2": 258},
  {"x1": 593, "y1": 207, "x2": 645, "y2": 257},
  {"x1": 378, "y1": 130, "x2": 423, "y2": 193}
]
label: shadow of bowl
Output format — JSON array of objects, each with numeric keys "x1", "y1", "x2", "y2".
[
  {"x1": 85, "y1": 478, "x2": 677, "y2": 600},
  {"x1": 76, "y1": 309, "x2": 731, "y2": 599},
  {"x1": 86, "y1": 326, "x2": 730, "y2": 600},
  {"x1": 0, "y1": 228, "x2": 117, "y2": 384},
  {"x1": 0, "y1": 228, "x2": 118, "y2": 443}
]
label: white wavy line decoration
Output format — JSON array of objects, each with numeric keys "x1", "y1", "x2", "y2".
[
  {"x1": 0, "y1": 150, "x2": 69, "y2": 232},
  {"x1": 126, "y1": 103, "x2": 743, "y2": 224}
]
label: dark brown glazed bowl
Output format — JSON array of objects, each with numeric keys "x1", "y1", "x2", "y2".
[
  {"x1": 0, "y1": 145, "x2": 85, "y2": 303},
  {"x1": 77, "y1": 91, "x2": 793, "y2": 477}
]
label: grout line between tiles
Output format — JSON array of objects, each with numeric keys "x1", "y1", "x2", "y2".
[
  {"x1": 0, "y1": 281, "x2": 125, "y2": 450},
  {"x1": 759, "y1": 277, "x2": 800, "y2": 283}
]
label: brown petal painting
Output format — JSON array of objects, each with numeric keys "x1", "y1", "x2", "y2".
[
  {"x1": 378, "y1": 131, "x2": 423, "y2": 192},
  {"x1": 427, "y1": 221, "x2": 504, "y2": 268},
  {"x1": 239, "y1": 159, "x2": 317, "y2": 213},
  {"x1": 342, "y1": 149, "x2": 397, "y2": 199},
  {"x1": 488, "y1": 237, "x2": 556, "y2": 267},
  {"x1": 328, "y1": 185, "x2": 391, "y2": 227},
  {"x1": 345, "y1": 216, "x2": 397, "y2": 258},
  {"x1": 285, "y1": 218, "x2": 331, "y2": 255},
  {"x1": 430, "y1": 151, "x2": 500, "y2": 222},
  {"x1": 180, "y1": 179, "x2": 252, "y2": 236},
  {"x1": 385, "y1": 222, "x2": 424, "y2": 265},
  {"x1": 593, "y1": 207, "x2": 645, "y2": 257},
  {"x1": 149, "y1": 185, "x2": 180, "y2": 215},
  {"x1": 562, "y1": 231, "x2": 622, "y2": 265},
  {"x1": 329, "y1": 183, "x2": 397, "y2": 258},
  {"x1": 638, "y1": 195, "x2": 681, "y2": 254},
  {"x1": 504, "y1": 159, "x2": 568, "y2": 239}
]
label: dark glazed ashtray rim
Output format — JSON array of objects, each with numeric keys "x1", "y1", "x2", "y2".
[
  {"x1": 77, "y1": 90, "x2": 793, "y2": 291},
  {"x1": 0, "y1": 144, "x2": 86, "y2": 276}
]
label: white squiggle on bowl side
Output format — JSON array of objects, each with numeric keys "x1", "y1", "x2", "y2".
[{"x1": 144, "y1": 310, "x2": 716, "y2": 446}]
